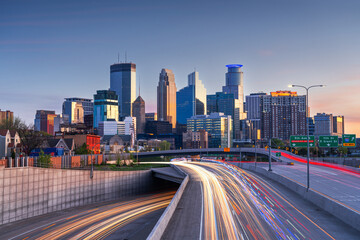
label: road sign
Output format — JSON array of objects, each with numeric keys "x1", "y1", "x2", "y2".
[
  {"x1": 276, "y1": 152, "x2": 281, "y2": 157},
  {"x1": 319, "y1": 136, "x2": 338, "y2": 148},
  {"x1": 342, "y1": 134, "x2": 356, "y2": 147},
  {"x1": 290, "y1": 135, "x2": 315, "y2": 147},
  {"x1": 224, "y1": 148, "x2": 230, "y2": 152}
]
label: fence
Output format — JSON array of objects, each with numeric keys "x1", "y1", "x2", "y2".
[{"x1": 0, "y1": 153, "x2": 131, "y2": 169}]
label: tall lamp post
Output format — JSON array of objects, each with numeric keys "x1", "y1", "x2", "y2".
[
  {"x1": 90, "y1": 143, "x2": 101, "y2": 179},
  {"x1": 288, "y1": 84, "x2": 325, "y2": 190}
]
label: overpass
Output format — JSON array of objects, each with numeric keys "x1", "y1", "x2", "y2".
[{"x1": 137, "y1": 147, "x2": 274, "y2": 158}]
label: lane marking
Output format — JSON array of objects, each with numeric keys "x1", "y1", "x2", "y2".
[
  {"x1": 42, "y1": 223, "x2": 56, "y2": 231},
  {"x1": 199, "y1": 181, "x2": 204, "y2": 240}
]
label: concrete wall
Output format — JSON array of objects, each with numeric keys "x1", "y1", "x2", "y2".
[{"x1": 0, "y1": 166, "x2": 153, "y2": 225}]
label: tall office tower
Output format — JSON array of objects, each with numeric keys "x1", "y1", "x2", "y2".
[
  {"x1": 333, "y1": 116, "x2": 345, "y2": 137},
  {"x1": 0, "y1": 109, "x2": 13, "y2": 123},
  {"x1": 34, "y1": 110, "x2": 60, "y2": 135},
  {"x1": 62, "y1": 98, "x2": 93, "y2": 124},
  {"x1": 244, "y1": 93, "x2": 267, "y2": 140},
  {"x1": 110, "y1": 63, "x2": 136, "y2": 119},
  {"x1": 207, "y1": 92, "x2": 240, "y2": 139},
  {"x1": 262, "y1": 91, "x2": 306, "y2": 140},
  {"x1": 93, "y1": 90, "x2": 119, "y2": 129},
  {"x1": 187, "y1": 113, "x2": 232, "y2": 148},
  {"x1": 314, "y1": 113, "x2": 334, "y2": 136},
  {"x1": 132, "y1": 96, "x2": 145, "y2": 134},
  {"x1": 176, "y1": 71, "x2": 207, "y2": 124},
  {"x1": 157, "y1": 69, "x2": 177, "y2": 128}
]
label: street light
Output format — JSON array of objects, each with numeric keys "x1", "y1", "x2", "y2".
[
  {"x1": 288, "y1": 84, "x2": 325, "y2": 191},
  {"x1": 90, "y1": 142, "x2": 101, "y2": 179}
]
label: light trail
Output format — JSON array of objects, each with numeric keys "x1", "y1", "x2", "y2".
[
  {"x1": 174, "y1": 160, "x2": 336, "y2": 240},
  {"x1": 15, "y1": 191, "x2": 175, "y2": 240}
]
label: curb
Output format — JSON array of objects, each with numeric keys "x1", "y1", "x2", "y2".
[{"x1": 147, "y1": 165, "x2": 189, "y2": 240}]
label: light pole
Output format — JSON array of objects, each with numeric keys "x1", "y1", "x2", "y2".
[
  {"x1": 90, "y1": 142, "x2": 100, "y2": 179},
  {"x1": 289, "y1": 84, "x2": 325, "y2": 190}
]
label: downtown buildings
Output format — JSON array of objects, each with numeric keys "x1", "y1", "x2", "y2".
[
  {"x1": 34, "y1": 110, "x2": 60, "y2": 135},
  {"x1": 93, "y1": 90, "x2": 119, "y2": 129},
  {"x1": 314, "y1": 113, "x2": 345, "y2": 137},
  {"x1": 176, "y1": 71, "x2": 207, "y2": 125},
  {"x1": 157, "y1": 69, "x2": 177, "y2": 129},
  {"x1": 0, "y1": 109, "x2": 13, "y2": 123},
  {"x1": 110, "y1": 62, "x2": 136, "y2": 119}
]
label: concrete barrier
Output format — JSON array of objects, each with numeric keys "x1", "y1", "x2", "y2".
[
  {"x1": 0, "y1": 167, "x2": 153, "y2": 225},
  {"x1": 238, "y1": 163, "x2": 360, "y2": 232},
  {"x1": 147, "y1": 165, "x2": 189, "y2": 240}
]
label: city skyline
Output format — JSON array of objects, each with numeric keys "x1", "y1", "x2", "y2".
[{"x1": 1, "y1": 0, "x2": 359, "y2": 135}]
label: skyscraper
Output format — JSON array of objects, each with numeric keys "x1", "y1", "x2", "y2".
[
  {"x1": 333, "y1": 116, "x2": 345, "y2": 137},
  {"x1": 62, "y1": 98, "x2": 93, "y2": 124},
  {"x1": 176, "y1": 71, "x2": 207, "y2": 124},
  {"x1": 93, "y1": 90, "x2": 119, "y2": 129},
  {"x1": 187, "y1": 113, "x2": 232, "y2": 148},
  {"x1": 110, "y1": 63, "x2": 136, "y2": 119},
  {"x1": 0, "y1": 109, "x2": 13, "y2": 123},
  {"x1": 222, "y1": 64, "x2": 246, "y2": 139},
  {"x1": 263, "y1": 91, "x2": 306, "y2": 140},
  {"x1": 157, "y1": 69, "x2": 177, "y2": 128},
  {"x1": 314, "y1": 113, "x2": 333, "y2": 136},
  {"x1": 207, "y1": 92, "x2": 240, "y2": 139},
  {"x1": 132, "y1": 96, "x2": 145, "y2": 134}
]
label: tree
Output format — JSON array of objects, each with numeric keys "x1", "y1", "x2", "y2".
[
  {"x1": 159, "y1": 141, "x2": 171, "y2": 151},
  {"x1": 37, "y1": 150, "x2": 52, "y2": 168},
  {"x1": 75, "y1": 143, "x2": 91, "y2": 155},
  {"x1": 0, "y1": 117, "x2": 50, "y2": 155},
  {"x1": 271, "y1": 138, "x2": 285, "y2": 149},
  {"x1": 338, "y1": 146, "x2": 348, "y2": 156}
]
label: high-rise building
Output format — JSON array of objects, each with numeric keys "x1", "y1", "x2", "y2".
[
  {"x1": 187, "y1": 113, "x2": 232, "y2": 148},
  {"x1": 176, "y1": 71, "x2": 207, "y2": 124},
  {"x1": 157, "y1": 69, "x2": 177, "y2": 128},
  {"x1": 132, "y1": 96, "x2": 145, "y2": 134},
  {"x1": 145, "y1": 121, "x2": 173, "y2": 135},
  {"x1": 207, "y1": 92, "x2": 240, "y2": 139},
  {"x1": 93, "y1": 90, "x2": 119, "y2": 129},
  {"x1": 110, "y1": 63, "x2": 136, "y2": 119},
  {"x1": 98, "y1": 121, "x2": 118, "y2": 137},
  {"x1": 62, "y1": 98, "x2": 93, "y2": 124},
  {"x1": 222, "y1": 64, "x2": 244, "y2": 104},
  {"x1": 262, "y1": 91, "x2": 306, "y2": 140},
  {"x1": 333, "y1": 116, "x2": 345, "y2": 137},
  {"x1": 34, "y1": 110, "x2": 60, "y2": 135},
  {"x1": 308, "y1": 117, "x2": 315, "y2": 136},
  {"x1": 314, "y1": 113, "x2": 333, "y2": 136},
  {"x1": 0, "y1": 109, "x2": 13, "y2": 123}
]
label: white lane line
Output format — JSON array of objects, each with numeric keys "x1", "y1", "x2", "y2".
[{"x1": 199, "y1": 179, "x2": 204, "y2": 240}]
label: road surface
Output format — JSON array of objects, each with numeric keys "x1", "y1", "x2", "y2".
[
  {"x1": 0, "y1": 191, "x2": 175, "y2": 240},
  {"x1": 166, "y1": 161, "x2": 359, "y2": 240}
]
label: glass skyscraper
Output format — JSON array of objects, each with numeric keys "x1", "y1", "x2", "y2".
[
  {"x1": 176, "y1": 71, "x2": 207, "y2": 124},
  {"x1": 187, "y1": 113, "x2": 232, "y2": 148},
  {"x1": 62, "y1": 98, "x2": 93, "y2": 124},
  {"x1": 110, "y1": 63, "x2": 136, "y2": 119},
  {"x1": 93, "y1": 90, "x2": 119, "y2": 129},
  {"x1": 207, "y1": 92, "x2": 240, "y2": 139}
]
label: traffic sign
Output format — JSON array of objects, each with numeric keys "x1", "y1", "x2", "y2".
[
  {"x1": 290, "y1": 135, "x2": 315, "y2": 147},
  {"x1": 224, "y1": 148, "x2": 230, "y2": 152},
  {"x1": 319, "y1": 136, "x2": 338, "y2": 148},
  {"x1": 276, "y1": 152, "x2": 281, "y2": 157},
  {"x1": 342, "y1": 134, "x2": 356, "y2": 147}
]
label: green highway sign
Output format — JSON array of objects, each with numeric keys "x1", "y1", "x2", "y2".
[
  {"x1": 276, "y1": 152, "x2": 281, "y2": 157},
  {"x1": 290, "y1": 135, "x2": 315, "y2": 147},
  {"x1": 319, "y1": 136, "x2": 338, "y2": 148},
  {"x1": 342, "y1": 134, "x2": 356, "y2": 147}
]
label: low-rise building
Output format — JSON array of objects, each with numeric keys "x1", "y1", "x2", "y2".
[{"x1": 183, "y1": 130, "x2": 208, "y2": 149}]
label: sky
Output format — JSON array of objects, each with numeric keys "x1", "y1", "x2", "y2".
[{"x1": 1, "y1": 0, "x2": 360, "y2": 135}]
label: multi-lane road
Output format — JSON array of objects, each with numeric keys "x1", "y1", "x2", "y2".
[
  {"x1": 0, "y1": 191, "x2": 175, "y2": 240},
  {"x1": 164, "y1": 161, "x2": 359, "y2": 239}
]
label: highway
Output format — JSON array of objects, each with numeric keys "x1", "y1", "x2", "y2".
[
  {"x1": 167, "y1": 161, "x2": 359, "y2": 240},
  {"x1": 0, "y1": 191, "x2": 175, "y2": 240}
]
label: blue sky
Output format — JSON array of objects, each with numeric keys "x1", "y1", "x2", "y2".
[{"x1": 1, "y1": 0, "x2": 360, "y2": 134}]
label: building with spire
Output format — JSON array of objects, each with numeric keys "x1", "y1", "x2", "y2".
[
  {"x1": 157, "y1": 69, "x2": 177, "y2": 128},
  {"x1": 132, "y1": 95, "x2": 145, "y2": 134},
  {"x1": 176, "y1": 71, "x2": 207, "y2": 124},
  {"x1": 110, "y1": 62, "x2": 136, "y2": 119}
]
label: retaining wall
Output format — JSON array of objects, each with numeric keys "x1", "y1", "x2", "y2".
[
  {"x1": 147, "y1": 165, "x2": 189, "y2": 240},
  {"x1": 236, "y1": 163, "x2": 360, "y2": 232},
  {"x1": 0, "y1": 166, "x2": 153, "y2": 225}
]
